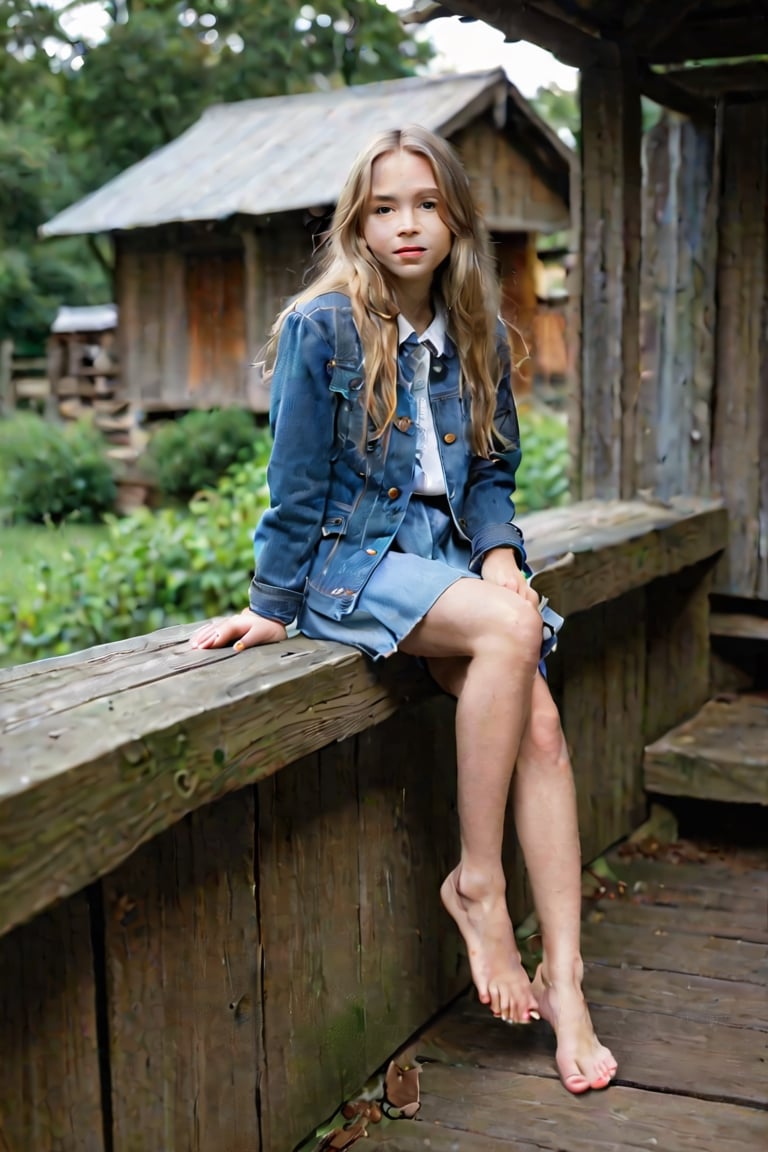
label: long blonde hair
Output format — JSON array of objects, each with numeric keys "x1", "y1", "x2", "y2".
[{"x1": 267, "y1": 125, "x2": 511, "y2": 456}]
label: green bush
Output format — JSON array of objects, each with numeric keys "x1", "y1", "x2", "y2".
[
  {"x1": 0, "y1": 452, "x2": 272, "y2": 666},
  {"x1": 145, "y1": 408, "x2": 267, "y2": 503},
  {"x1": 516, "y1": 404, "x2": 570, "y2": 514},
  {"x1": 0, "y1": 413, "x2": 117, "y2": 524}
]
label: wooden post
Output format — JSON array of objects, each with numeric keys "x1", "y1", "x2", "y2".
[
  {"x1": 0, "y1": 339, "x2": 13, "y2": 415},
  {"x1": 639, "y1": 112, "x2": 719, "y2": 499},
  {"x1": 712, "y1": 101, "x2": 768, "y2": 598},
  {"x1": 575, "y1": 48, "x2": 643, "y2": 500}
]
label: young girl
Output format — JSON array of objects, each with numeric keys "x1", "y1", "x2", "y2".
[{"x1": 191, "y1": 125, "x2": 617, "y2": 1094}]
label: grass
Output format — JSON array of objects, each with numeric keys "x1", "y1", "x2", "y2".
[{"x1": 0, "y1": 521, "x2": 110, "y2": 611}]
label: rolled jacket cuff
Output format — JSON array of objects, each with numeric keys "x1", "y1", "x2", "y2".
[
  {"x1": 468, "y1": 523, "x2": 527, "y2": 573},
  {"x1": 248, "y1": 578, "x2": 302, "y2": 626}
]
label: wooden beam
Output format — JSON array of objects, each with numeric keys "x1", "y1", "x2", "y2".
[
  {"x1": 649, "y1": 19, "x2": 768, "y2": 64},
  {"x1": 0, "y1": 496, "x2": 726, "y2": 939},
  {"x1": 638, "y1": 63, "x2": 715, "y2": 118},
  {"x1": 623, "y1": 0, "x2": 704, "y2": 52},
  {"x1": 664, "y1": 61, "x2": 768, "y2": 97},
  {"x1": 434, "y1": 1, "x2": 610, "y2": 69}
]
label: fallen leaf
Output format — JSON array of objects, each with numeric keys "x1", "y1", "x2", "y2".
[{"x1": 383, "y1": 1061, "x2": 421, "y2": 1119}]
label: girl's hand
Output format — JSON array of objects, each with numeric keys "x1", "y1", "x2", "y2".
[
  {"x1": 481, "y1": 548, "x2": 540, "y2": 608},
  {"x1": 190, "y1": 608, "x2": 287, "y2": 652}
]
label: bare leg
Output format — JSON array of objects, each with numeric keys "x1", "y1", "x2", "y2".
[
  {"x1": 400, "y1": 578, "x2": 543, "y2": 1023},
  {"x1": 514, "y1": 674, "x2": 617, "y2": 1091}
]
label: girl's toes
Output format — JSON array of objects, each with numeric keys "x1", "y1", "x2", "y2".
[{"x1": 562, "y1": 1071, "x2": 590, "y2": 1095}]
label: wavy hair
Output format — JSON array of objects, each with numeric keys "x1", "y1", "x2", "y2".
[{"x1": 266, "y1": 125, "x2": 512, "y2": 456}]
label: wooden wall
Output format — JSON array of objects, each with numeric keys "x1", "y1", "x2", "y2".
[
  {"x1": 575, "y1": 57, "x2": 768, "y2": 600},
  {"x1": 497, "y1": 232, "x2": 538, "y2": 393},
  {"x1": 639, "y1": 112, "x2": 719, "y2": 500},
  {"x1": 454, "y1": 117, "x2": 570, "y2": 233},
  {"x1": 636, "y1": 103, "x2": 768, "y2": 599},
  {"x1": 115, "y1": 217, "x2": 312, "y2": 414}
]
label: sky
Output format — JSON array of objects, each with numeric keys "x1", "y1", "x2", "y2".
[
  {"x1": 390, "y1": 3, "x2": 578, "y2": 97},
  {"x1": 54, "y1": 2, "x2": 578, "y2": 98}
]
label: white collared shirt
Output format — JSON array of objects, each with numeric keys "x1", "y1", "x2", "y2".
[{"x1": 397, "y1": 309, "x2": 448, "y2": 495}]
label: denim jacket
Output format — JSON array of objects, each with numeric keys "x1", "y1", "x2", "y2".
[{"x1": 249, "y1": 291, "x2": 527, "y2": 625}]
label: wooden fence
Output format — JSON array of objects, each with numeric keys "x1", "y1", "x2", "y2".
[{"x1": 0, "y1": 496, "x2": 726, "y2": 1152}]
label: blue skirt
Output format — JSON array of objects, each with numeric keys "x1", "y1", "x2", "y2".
[{"x1": 297, "y1": 497, "x2": 562, "y2": 662}]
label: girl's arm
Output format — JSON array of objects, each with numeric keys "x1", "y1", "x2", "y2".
[
  {"x1": 248, "y1": 308, "x2": 338, "y2": 625},
  {"x1": 191, "y1": 307, "x2": 336, "y2": 652}
]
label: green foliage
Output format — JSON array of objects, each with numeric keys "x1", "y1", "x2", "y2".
[
  {"x1": 0, "y1": 413, "x2": 117, "y2": 523},
  {"x1": 145, "y1": 408, "x2": 269, "y2": 503},
  {"x1": 0, "y1": 402, "x2": 570, "y2": 666},
  {"x1": 530, "y1": 80, "x2": 663, "y2": 153},
  {"x1": 516, "y1": 404, "x2": 570, "y2": 514},
  {"x1": 0, "y1": 452, "x2": 272, "y2": 665},
  {"x1": 530, "y1": 82, "x2": 580, "y2": 149}
]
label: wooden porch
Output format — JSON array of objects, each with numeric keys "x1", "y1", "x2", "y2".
[
  {"x1": 363, "y1": 830, "x2": 768, "y2": 1152},
  {"x1": 2, "y1": 496, "x2": 742, "y2": 1152}
]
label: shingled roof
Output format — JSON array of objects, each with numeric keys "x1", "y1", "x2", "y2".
[{"x1": 41, "y1": 69, "x2": 571, "y2": 237}]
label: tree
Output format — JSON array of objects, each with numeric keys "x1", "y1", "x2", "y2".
[{"x1": 0, "y1": 1, "x2": 432, "y2": 346}]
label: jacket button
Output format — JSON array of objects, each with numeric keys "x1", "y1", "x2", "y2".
[
  {"x1": 395, "y1": 416, "x2": 412, "y2": 432},
  {"x1": 443, "y1": 432, "x2": 457, "y2": 444},
  {"x1": 387, "y1": 487, "x2": 400, "y2": 499},
  {"x1": 366, "y1": 548, "x2": 377, "y2": 555}
]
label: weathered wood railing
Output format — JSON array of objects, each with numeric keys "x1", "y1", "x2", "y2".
[{"x1": 0, "y1": 496, "x2": 726, "y2": 1152}]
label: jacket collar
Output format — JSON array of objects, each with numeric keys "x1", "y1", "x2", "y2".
[{"x1": 395, "y1": 315, "x2": 457, "y2": 360}]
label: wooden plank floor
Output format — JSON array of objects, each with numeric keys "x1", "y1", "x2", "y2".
[{"x1": 364, "y1": 839, "x2": 768, "y2": 1152}]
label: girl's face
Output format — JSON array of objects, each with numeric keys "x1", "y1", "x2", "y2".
[{"x1": 362, "y1": 149, "x2": 453, "y2": 297}]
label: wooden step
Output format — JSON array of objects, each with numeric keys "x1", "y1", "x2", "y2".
[
  {"x1": 13, "y1": 376, "x2": 50, "y2": 399},
  {"x1": 644, "y1": 692, "x2": 768, "y2": 805},
  {"x1": 710, "y1": 611, "x2": 768, "y2": 641}
]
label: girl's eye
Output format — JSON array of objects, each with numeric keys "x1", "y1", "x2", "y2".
[
  {"x1": 421, "y1": 200, "x2": 437, "y2": 210},
  {"x1": 374, "y1": 205, "x2": 392, "y2": 215}
]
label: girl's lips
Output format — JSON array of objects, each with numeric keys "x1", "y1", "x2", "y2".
[{"x1": 395, "y1": 246, "x2": 426, "y2": 255}]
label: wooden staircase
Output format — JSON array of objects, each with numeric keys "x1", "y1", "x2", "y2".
[
  {"x1": 644, "y1": 691, "x2": 768, "y2": 805},
  {"x1": 645, "y1": 606, "x2": 768, "y2": 806}
]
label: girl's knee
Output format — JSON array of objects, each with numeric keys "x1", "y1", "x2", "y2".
[
  {"x1": 528, "y1": 694, "x2": 567, "y2": 761},
  {"x1": 492, "y1": 598, "x2": 543, "y2": 664}
]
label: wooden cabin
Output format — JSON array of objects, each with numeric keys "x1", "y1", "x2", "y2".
[{"x1": 41, "y1": 70, "x2": 572, "y2": 411}]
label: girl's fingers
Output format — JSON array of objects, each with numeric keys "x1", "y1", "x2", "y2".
[
  {"x1": 191, "y1": 617, "x2": 246, "y2": 649},
  {"x1": 191, "y1": 613, "x2": 287, "y2": 652}
]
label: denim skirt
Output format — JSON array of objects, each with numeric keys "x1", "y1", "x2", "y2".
[{"x1": 297, "y1": 496, "x2": 562, "y2": 662}]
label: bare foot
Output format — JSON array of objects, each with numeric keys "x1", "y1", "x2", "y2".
[
  {"x1": 532, "y1": 966, "x2": 617, "y2": 1093},
  {"x1": 441, "y1": 866, "x2": 538, "y2": 1024}
]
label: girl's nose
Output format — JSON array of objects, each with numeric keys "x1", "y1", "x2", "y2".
[{"x1": 398, "y1": 210, "x2": 417, "y2": 233}]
